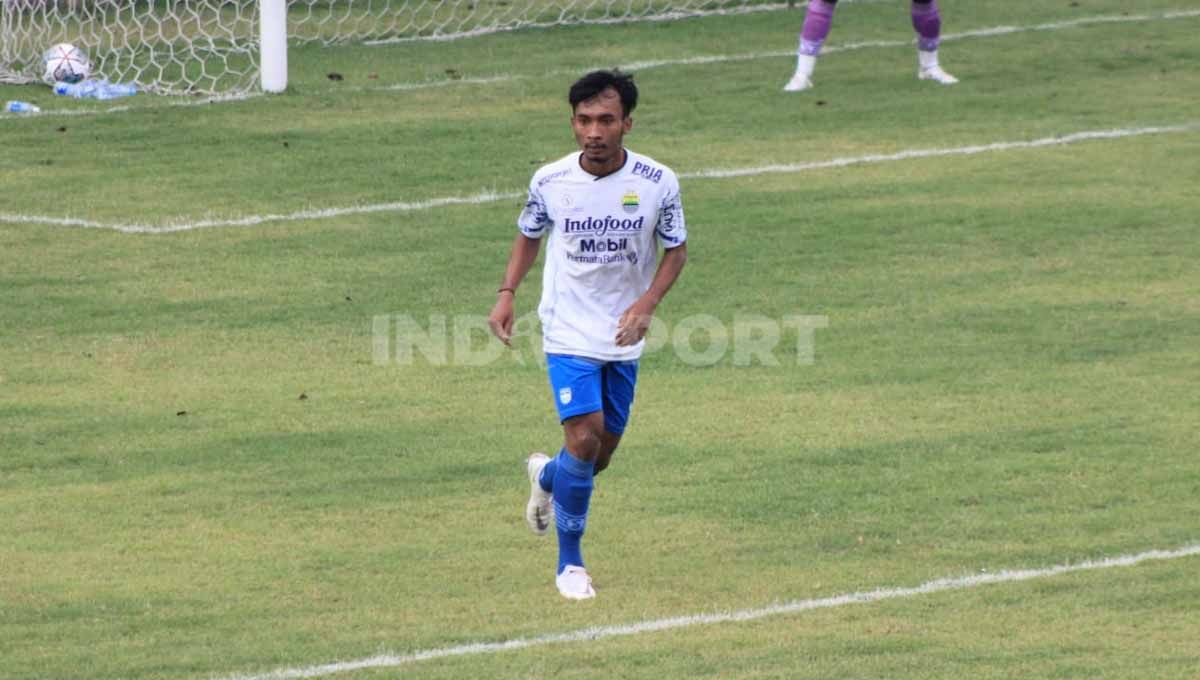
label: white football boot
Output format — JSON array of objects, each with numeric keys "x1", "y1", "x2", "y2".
[
  {"x1": 525, "y1": 452, "x2": 554, "y2": 536},
  {"x1": 556, "y1": 565, "x2": 596, "y2": 600},
  {"x1": 917, "y1": 50, "x2": 958, "y2": 84},
  {"x1": 918, "y1": 65, "x2": 959, "y2": 84},
  {"x1": 784, "y1": 54, "x2": 817, "y2": 92},
  {"x1": 783, "y1": 72, "x2": 814, "y2": 92}
]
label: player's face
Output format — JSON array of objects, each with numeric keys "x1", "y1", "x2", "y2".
[{"x1": 571, "y1": 88, "x2": 632, "y2": 170}]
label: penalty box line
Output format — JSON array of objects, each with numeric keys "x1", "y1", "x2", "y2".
[
  {"x1": 223, "y1": 542, "x2": 1200, "y2": 680},
  {"x1": 3, "y1": 122, "x2": 1198, "y2": 234}
]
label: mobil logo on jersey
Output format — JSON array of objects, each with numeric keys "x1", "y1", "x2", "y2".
[
  {"x1": 579, "y1": 236, "x2": 629, "y2": 253},
  {"x1": 562, "y1": 214, "x2": 645, "y2": 236}
]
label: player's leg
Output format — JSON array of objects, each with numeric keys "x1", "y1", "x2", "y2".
[
  {"x1": 785, "y1": 0, "x2": 837, "y2": 92},
  {"x1": 526, "y1": 355, "x2": 599, "y2": 535},
  {"x1": 537, "y1": 354, "x2": 606, "y2": 599},
  {"x1": 553, "y1": 410, "x2": 603, "y2": 599},
  {"x1": 912, "y1": 0, "x2": 958, "y2": 84},
  {"x1": 593, "y1": 359, "x2": 638, "y2": 475}
]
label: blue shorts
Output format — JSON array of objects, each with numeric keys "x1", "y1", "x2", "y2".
[{"x1": 546, "y1": 354, "x2": 639, "y2": 435}]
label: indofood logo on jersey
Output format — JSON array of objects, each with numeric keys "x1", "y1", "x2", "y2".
[{"x1": 562, "y1": 214, "x2": 645, "y2": 236}]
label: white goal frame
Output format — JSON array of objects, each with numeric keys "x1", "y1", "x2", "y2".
[{"x1": 1, "y1": 0, "x2": 781, "y2": 96}]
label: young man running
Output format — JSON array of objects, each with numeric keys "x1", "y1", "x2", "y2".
[{"x1": 488, "y1": 70, "x2": 688, "y2": 600}]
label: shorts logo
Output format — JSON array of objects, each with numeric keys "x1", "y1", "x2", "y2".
[
  {"x1": 621, "y1": 191, "x2": 640, "y2": 214},
  {"x1": 559, "y1": 387, "x2": 572, "y2": 405}
]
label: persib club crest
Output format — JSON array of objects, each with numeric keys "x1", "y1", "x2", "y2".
[{"x1": 621, "y1": 190, "x2": 640, "y2": 215}]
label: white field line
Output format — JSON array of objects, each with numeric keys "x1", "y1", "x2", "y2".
[
  {"x1": 222, "y1": 543, "x2": 1200, "y2": 680},
  {"x1": 3, "y1": 8, "x2": 1196, "y2": 120},
  {"x1": 0, "y1": 190, "x2": 523, "y2": 235},
  {"x1": 362, "y1": 8, "x2": 1200, "y2": 93},
  {"x1": 383, "y1": 74, "x2": 522, "y2": 91},
  {"x1": 4, "y1": 122, "x2": 1197, "y2": 235},
  {"x1": 0, "y1": 91, "x2": 260, "y2": 121},
  {"x1": 681, "y1": 124, "x2": 1200, "y2": 179}
]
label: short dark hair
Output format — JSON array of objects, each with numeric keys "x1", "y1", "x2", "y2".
[{"x1": 569, "y1": 70, "x2": 638, "y2": 118}]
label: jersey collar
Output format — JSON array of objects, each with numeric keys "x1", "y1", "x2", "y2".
[{"x1": 576, "y1": 148, "x2": 630, "y2": 181}]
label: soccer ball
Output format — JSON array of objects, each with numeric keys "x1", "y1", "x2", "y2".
[{"x1": 43, "y1": 43, "x2": 90, "y2": 84}]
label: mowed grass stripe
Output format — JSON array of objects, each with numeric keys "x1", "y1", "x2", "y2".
[{"x1": 2, "y1": 122, "x2": 1196, "y2": 232}]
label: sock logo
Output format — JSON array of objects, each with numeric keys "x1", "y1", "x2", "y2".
[{"x1": 554, "y1": 503, "x2": 588, "y2": 533}]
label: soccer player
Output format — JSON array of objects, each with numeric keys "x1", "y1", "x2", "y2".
[
  {"x1": 488, "y1": 70, "x2": 688, "y2": 600},
  {"x1": 784, "y1": 0, "x2": 959, "y2": 92}
]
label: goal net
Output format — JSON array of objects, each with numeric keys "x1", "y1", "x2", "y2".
[
  {"x1": 1, "y1": 0, "x2": 260, "y2": 94},
  {"x1": 1, "y1": 0, "x2": 776, "y2": 96}
]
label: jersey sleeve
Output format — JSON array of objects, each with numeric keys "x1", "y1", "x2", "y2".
[
  {"x1": 517, "y1": 177, "x2": 551, "y2": 239},
  {"x1": 655, "y1": 172, "x2": 687, "y2": 249}
]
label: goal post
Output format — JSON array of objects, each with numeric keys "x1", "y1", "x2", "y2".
[
  {"x1": 2, "y1": 0, "x2": 777, "y2": 96},
  {"x1": 259, "y1": 0, "x2": 286, "y2": 93}
]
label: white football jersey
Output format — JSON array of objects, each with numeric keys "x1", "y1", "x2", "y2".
[{"x1": 518, "y1": 149, "x2": 687, "y2": 361}]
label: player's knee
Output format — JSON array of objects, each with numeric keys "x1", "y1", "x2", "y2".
[
  {"x1": 593, "y1": 432, "x2": 621, "y2": 475},
  {"x1": 566, "y1": 429, "x2": 603, "y2": 460}
]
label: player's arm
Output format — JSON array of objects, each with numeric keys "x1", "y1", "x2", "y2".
[
  {"x1": 616, "y1": 242, "x2": 687, "y2": 347},
  {"x1": 489, "y1": 233, "x2": 542, "y2": 346},
  {"x1": 617, "y1": 174, "x2": 688, "y2": 347}
]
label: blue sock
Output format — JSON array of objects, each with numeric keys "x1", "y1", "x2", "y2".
[{"x1": 552, "y1": 448, "x2": 595, "y2": 574}]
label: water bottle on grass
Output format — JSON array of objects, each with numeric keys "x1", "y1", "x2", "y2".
[
  {"x1": 96, "y1": 82, "x2": 138, "y2": 99},
  {"x1": 53, "y1": 79, "x2": 138, "y2": 99},
  {"x1": 4, "y1": 100, "x2": 41, "y2": 113},
  {"x1": 54, "y1": 80, "x2": 98, "y2": 98}
]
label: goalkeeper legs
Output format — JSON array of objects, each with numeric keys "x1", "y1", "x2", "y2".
[{"x1": 785, "y1": 0, "x2": 958, "y2": 92}]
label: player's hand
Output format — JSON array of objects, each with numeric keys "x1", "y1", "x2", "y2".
[
  {"x1": 616, "y1": 297, "x2": 656, "y2": 347},
  {"x1": 489, "y1": 292, "x2": 516, "y2": 347}
]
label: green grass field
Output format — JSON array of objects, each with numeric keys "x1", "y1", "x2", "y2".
[{"x1": 2, "y1": 1, "x2": 1199, "y2": 678}]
